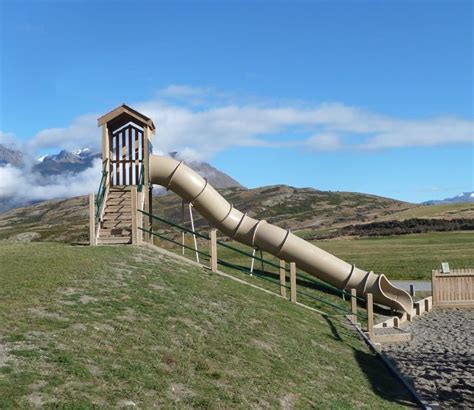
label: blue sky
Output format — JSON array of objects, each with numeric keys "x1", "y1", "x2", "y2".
[{"x1": 1, "y1": 0, "x2": 473, "y2": 203}]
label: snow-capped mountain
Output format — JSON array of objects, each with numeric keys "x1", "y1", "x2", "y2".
[
  {"x1": 0, "y1": 146, "x2": 245, "y2": 213},
  {"x1": 33, "y1": 148, "x2": 101, "y2": 175},
  {"x1": 423, "y1": 192, "x2": 474, "y2": 205}
]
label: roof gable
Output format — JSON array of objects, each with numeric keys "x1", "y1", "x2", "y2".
[{"x1": 97, "y1": 104, "x2": 156, "y2": 133}]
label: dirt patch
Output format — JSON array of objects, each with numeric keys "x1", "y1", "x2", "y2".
[
  {"x1": 29, "y1": 308, "x2": 65, "y2": 320},
  {"x1": 0, "y1": 343, "x2": 9, "y2": 367},
  {"x1": 25, "y1": 392, "x2": 44, "y2": 407},
  {"x1": 169, "y1": 382, "x2": 193, "y2": 401},
  {"x1": 117, "y1": 308, "x2": 137, "y2": 322},
  {"x1": 252, "y1": 339, "x2": 273, "y2": 352},
  {"x1": 8, "y1": 232, "x2": 41, "y2": 242},
  {"x1": 149, "y1": 283, "x2": 166, "y2": 291},
  {"x1": 384, "y1": 309, "x2": 474, "y2": 408},
  {"x1": 117, "y1": 399, "x2": 137, "y2": 407},
  {"x1": 280, "y1": 393, "x2": 298, "y2": 409},
  {"x1": 78, "y1": 295, "x2": 98, "y2": 304}
]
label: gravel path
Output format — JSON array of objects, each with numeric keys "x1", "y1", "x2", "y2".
[{"x1": 383, "y1": 309, "x2": 474, "y2": 409}]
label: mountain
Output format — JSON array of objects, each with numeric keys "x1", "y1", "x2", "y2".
[
  {"x1": 0, "y1": 144, "x2": 23, "y2": 166},
  {"x1": 167, "y1": 152, "x2": 244, "y2": 190},
  {"x1": 33, "y1": 148, "x2": 101, "y2": 175},
  {"x1": 423, "y1": 192, "x2": 474, "y2": 205},
  {"x1": 0, "y1": 147, "x2": 245, "y2": 213}
]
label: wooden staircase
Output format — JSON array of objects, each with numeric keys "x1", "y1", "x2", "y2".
[{"x1": 97, "y1": 186, "x2": 133, "y2": 245}]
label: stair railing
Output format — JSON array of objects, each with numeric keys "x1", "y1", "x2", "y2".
[
  {"x1": 136, "y1": 162, "x2": 146, "y2": 242},
  {"x1": 95, "y1": 158, "x2": 109, "y2": 223}
]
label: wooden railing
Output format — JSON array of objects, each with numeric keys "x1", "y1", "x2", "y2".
[{"x1": 431, "y1": 268, "x2": 474, "y2": 308}]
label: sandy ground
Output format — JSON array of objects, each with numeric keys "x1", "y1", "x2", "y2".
[{"x1": 383, "y1": 309, "x2": 474, "y2": 409}]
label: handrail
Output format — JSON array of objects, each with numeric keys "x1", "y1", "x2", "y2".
[
  {"x1": 95, "y1": 159, "x2": 108, "y2": 219},
  {"x1": 138, "y1": 162, "x2": 145, "y2": 193},
  {"x1": 216, "y1": 238, "x2": 366, "y2": 302},
  {"x1": 138, "y1": 209, "x2": 210, "y2": 240},
  {"x1": 138, "y1": 209, "x2": 365, "y2": 302},
  {"x1": 137, "y1": 209, "x2": 366, "y2": 315},
  {"x1": 139, "y1": 226, "x2": 210, "y2": 260}
]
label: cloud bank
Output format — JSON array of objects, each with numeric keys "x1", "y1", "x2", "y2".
[
  {"x1": 8, "y1": 85, "x2": 473, "y2": 160},
  {"x1": 0, "y1": 160, "x2": 102, "y2": 204},
  {"x1": 1, "y1": 85, "x2": 473, "y2": 207}
]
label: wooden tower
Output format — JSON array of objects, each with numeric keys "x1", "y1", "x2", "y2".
[{"x1": 91, "y1": 104, "x2": 155, "y2": 245}]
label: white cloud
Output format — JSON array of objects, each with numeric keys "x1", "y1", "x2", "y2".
[
  {"x1": 0, "y1": 160, "x2": 101, "y2": 202},
  {"x1": 1, "y1": 85, "x2": 472, "y2": 206},
  {"x1": 27, "y1": 114, "x2": 99, "y2": 153},
  {"x1": 306, "y1": 133, "x2": 342, "y2": 151},
  {"x1": 158, "y1": 85, "x2": 211, "y2": 99},
  {"x1": 5, "y1": 84, "x2": 474, "y2": 162}
]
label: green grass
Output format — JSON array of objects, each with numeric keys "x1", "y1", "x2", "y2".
[
  {"x1": 0, "y1": 242, "x2": 414, "y2": 408},
  {"x1": 313, "y1": 232, "x2": 474, "y2": 280},
  {"x1": 386, "y1": 203, "x2": 474, "y2": 220}
]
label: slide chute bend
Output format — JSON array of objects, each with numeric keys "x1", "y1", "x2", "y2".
[{"x1": 150, "y1": 155, "x2": 413, "y2": 313}]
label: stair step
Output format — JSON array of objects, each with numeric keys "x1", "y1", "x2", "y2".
[
  {"x1": 99, "y1": 228, "x2": 131, "y2": 236},
  {"x1": 103, "y1": 213, "x2": 132, "y2": 219},
  {"x1": 102, "y1": 221, "x2": 132, "y2": 228},
  {"x1": 106, "y1": 197, "x2": 131, "y2": 201},
  {"x1": 97, "y1": 237, "x2": 131, "y2": 245},
  {"x1": 107, "y1": 196, "x2": 132, "y2": 205},
  {"x1": 110, "y1": 185, "x2": 132, "y2": 191},
  {"x1": 105, "y1": 206, "x2": 132, "y2": 212}
]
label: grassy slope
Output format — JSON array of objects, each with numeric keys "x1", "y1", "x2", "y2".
[
  {"x1": 313, "y1": 232, "x2": 474, "y2": 280},
  {"x1": 0, "y1": 243, "x2": 414, "y2": 408},
  {"x1": 379, "y1": 203, "x2": 474, "y2": 221},
  {"x1": 159, "y1": 230, "x2": 474, "y2": 283}
]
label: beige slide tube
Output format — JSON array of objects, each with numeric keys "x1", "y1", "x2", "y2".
[{"x1": 150, "y1": 155, "x2": 413, "y2": 312}]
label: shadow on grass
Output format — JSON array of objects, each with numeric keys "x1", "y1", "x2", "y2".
[{"x1": 352, "y1": 348, "x2": 418, "y2": 408}]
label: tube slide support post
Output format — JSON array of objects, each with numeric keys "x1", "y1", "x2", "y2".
[
  {"x1": 279, "y1": 260, "x2": 287, "y2": 298},
  {"x1": 188, "y1": 204, "x2": 200, "y2": 263},
  {"x1": 367, "y1": 293, "x2": 374, "y2": 337},
  {"x1": 209, "y1": 228, "x2": 218, "y2": 272},
  {"x1": 131, "y1": 186, "x2": 138, "y2": 245},
  {"x1": 351, "y1": 288, "x2": 357, "y2": 323},
  {"x1": 89, "y1": 193, "x2": 96, "y2": 246},
  {"x1": 148, "y1": 186, "x2": 153, "y2": 244},
  {"x1": 290, "y1": 262, "x2": 297, "y2": 303},
  {"x1": 181, "y1": 200, "x2": 185, "y2": 255}
]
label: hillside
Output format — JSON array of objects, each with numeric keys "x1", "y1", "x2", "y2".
[
  {"x1": 0, "y1": 242, "x2": 414, "y2": 407},
  {"x1": 2, "y1": 186, "x2": 474, "y2": 244},
  {"x1": 153, "y1": 185, "x2": 414, "y2": 231},
  {"x1": 0, "y1": 186, "x2": 414, "y2": 243}
]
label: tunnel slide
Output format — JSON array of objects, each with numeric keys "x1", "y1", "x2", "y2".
[{"x1": 150, "y1": 155, "x2": 413, "y2": 313}]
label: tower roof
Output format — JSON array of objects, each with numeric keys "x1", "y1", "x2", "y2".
[{"x1": 97, "y1": 104, "x2": 156, "y2": 133}]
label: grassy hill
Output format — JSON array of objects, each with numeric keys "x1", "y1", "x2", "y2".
[
  {"x1": 2, "y1": 186, "x2": 473, "y2": 245},
  {"x1": 0, "y1": 242, "x2": 415, "y2": 407},
  {"x1": 0, "y1": 185, "x2": 415, "y2": 243}
]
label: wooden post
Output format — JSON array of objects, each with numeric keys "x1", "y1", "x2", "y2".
[
  {"x1": 131, "y1": 186, "x2": 138, "y2": 245},
  {"x1": 431, "y1": 270, "x2": 437, "y2": 306},
  {"x1": 209, "y1": 228, "x2": 217, "y2": 272},
  {"x1": 148, "y1": 186, "x2": 153, "y2": 244},
  {"x1": 279, "y1": 260, "x2": 287, "y2": 298},
  {"x1": 181, "y1": 200, "x2": 185, "y2": 255},
  {"x1": 290, "y1": 262, "x2": 297, "y2": 303},
  {"x1": 367, "y1": 293, "x2": 374, "y2": 337},
  {"x1": 89, "y1": 193, "x2": 96, "y2": 246},
  {"x1": 351, "y1": 288, "x2": 357, "y2": 323}
]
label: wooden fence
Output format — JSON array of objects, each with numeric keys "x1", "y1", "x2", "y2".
[{"x1": 431, "y1": 269, "x2": 474, "y2": 308}]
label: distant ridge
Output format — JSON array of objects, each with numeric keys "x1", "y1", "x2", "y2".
[{"x1": 423, "y1": 192, "x2": 474, "y2": 205}]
